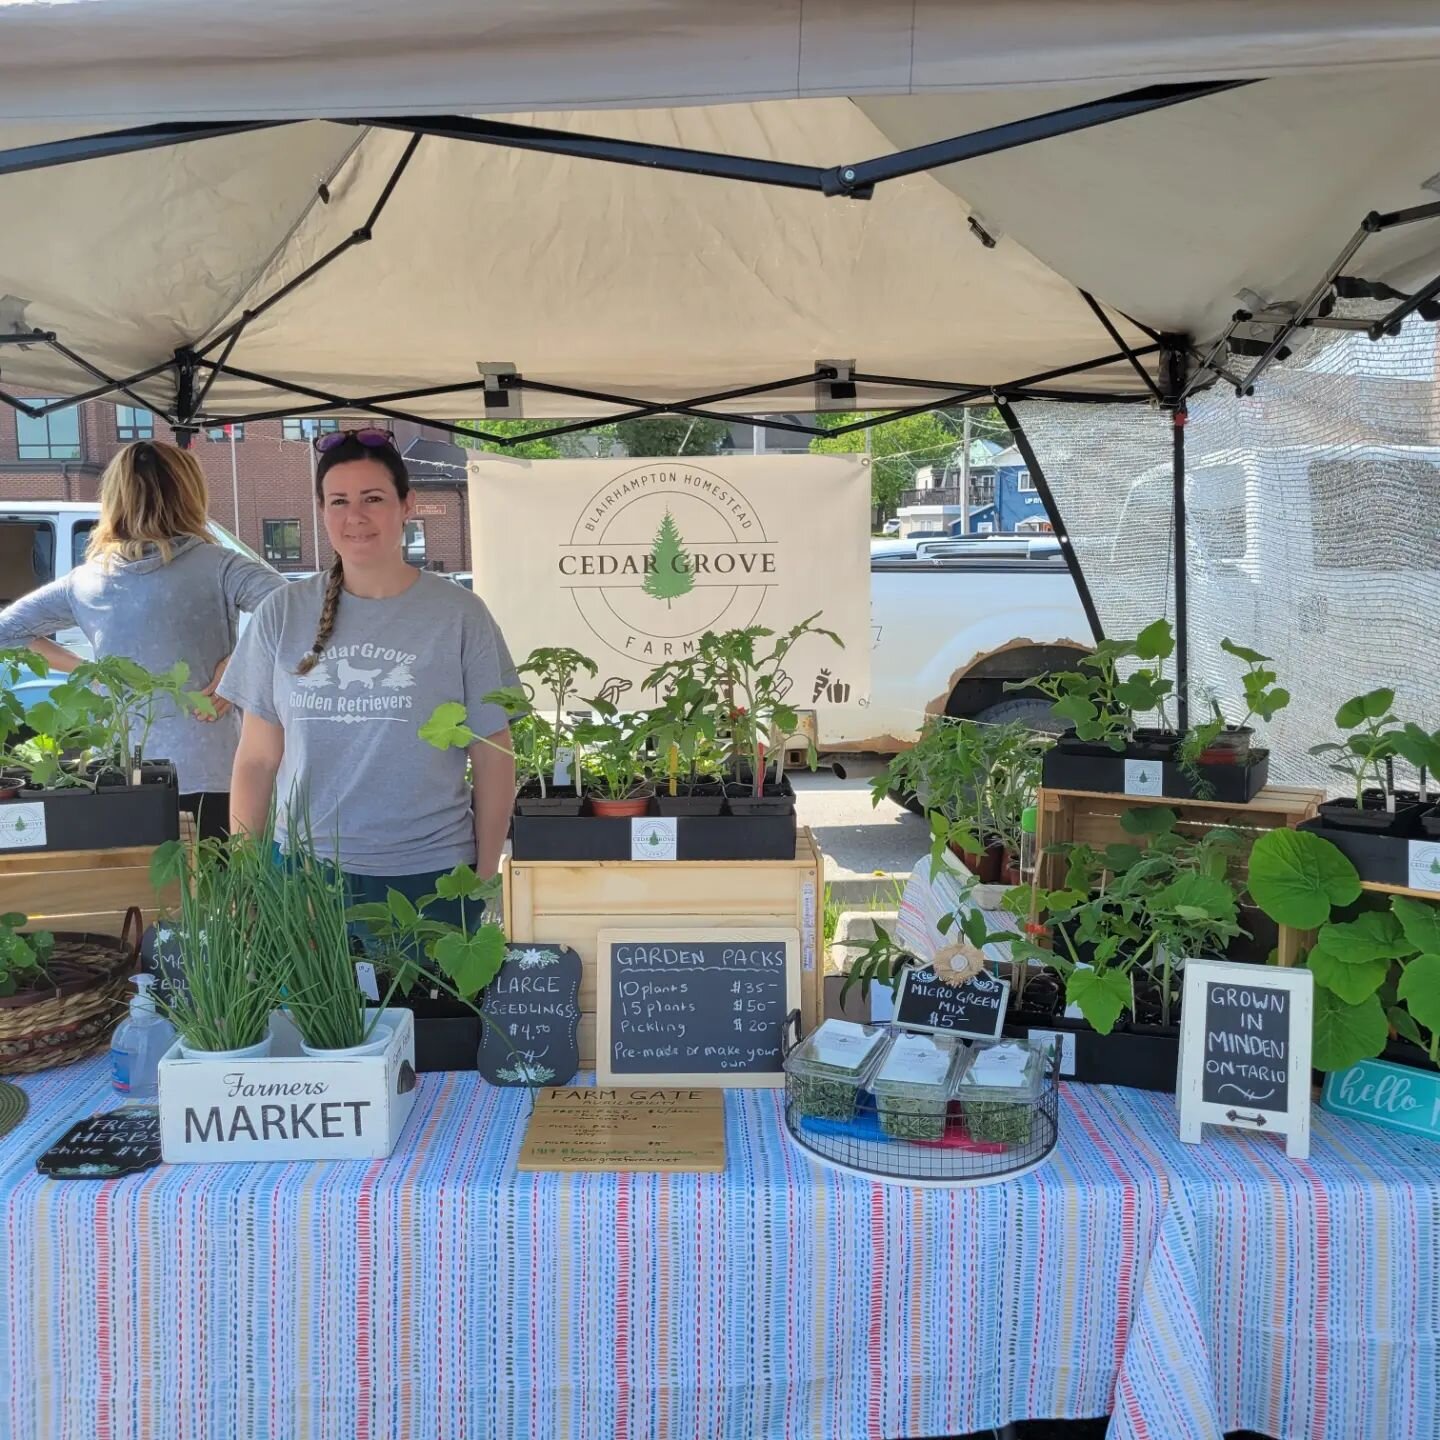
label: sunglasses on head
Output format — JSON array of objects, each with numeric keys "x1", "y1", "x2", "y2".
[{"x1": 313, "y1": 427, "x2": 396, "y2": 455}]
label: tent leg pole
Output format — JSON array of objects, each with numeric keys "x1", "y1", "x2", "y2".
[
  {"x1": 995, "y1": 399, "x2": 1104, "y2": 643},
  {"x1": 1172, "y1": 405, "x2": 1189, "y2": 733},
  {"x1": 1161, "y1": 337, "x2": 1191, "y2": 734}
]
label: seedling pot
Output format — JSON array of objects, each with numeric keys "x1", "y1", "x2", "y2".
[{"x1": 1197, "y1": 725, "x2": 1253, "y2": 765}]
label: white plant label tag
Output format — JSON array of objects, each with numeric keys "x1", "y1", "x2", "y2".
[
  {"x1": 631, "y1": 816, "x2": 678, "y2": 861},
  {"x1": 354, "y1": 961, "x2": 381, "y2": 1002},
  {"x1": 552, "y1": 747, "x2": 575, "y2": 788},
  {"x1": 0, "y1": 803, "x2": 45, "y2": 850},
  {"x1": 1123, "y1": 760, "x2": 1163, "y2": 796},
  {"x1": 1408, "y1": 839, "x2": 1440, "y2": 894},
  {"x1": 1029, "y1": 1028, "x2": 1076, "y2": 1077}
]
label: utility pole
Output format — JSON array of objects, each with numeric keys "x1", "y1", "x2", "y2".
[{"x1": 958, "y1": 408, "x2": 972, "y2": 535}]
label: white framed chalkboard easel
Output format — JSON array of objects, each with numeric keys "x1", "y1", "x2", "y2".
[
  {"x1": 597, "y1": 928, "x2": 802, "y2": 1087},
  {"x1": 1177, "y1": 958, "x2": 1313, "y2": 1159}
]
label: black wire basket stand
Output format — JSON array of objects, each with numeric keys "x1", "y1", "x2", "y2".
[{"x1": 781, "y1": 1028, "x2": 1061, "y2": 1187}]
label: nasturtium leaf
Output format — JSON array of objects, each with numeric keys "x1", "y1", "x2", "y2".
[
  {"x1": 1392, "y1": 896, "x2": 1440, "y2": 957},
  {"x1": 1305, "y1": 948, "x2": 1390, "y2": 1005},
  {"x1": 1310, "y1": 988, "x2": 1388, "y2": 1071},
  {"x1": 1396, "y1": 953, "x2": 1440, "y2": 1036},
  {"x1": 1311, "y1": 911, "x2": 1410, "y2": 966},
  {"x1": 1246, "y1": 828, "x2": 1361, "y2": 928}
]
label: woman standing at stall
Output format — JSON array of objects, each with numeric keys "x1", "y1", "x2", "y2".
[
  {"x1": 220, "y1": 429, "x2": 516, "y2": 902},
  {"x1": 0, "y1": 440, "x2": 285, "y2": 839}
]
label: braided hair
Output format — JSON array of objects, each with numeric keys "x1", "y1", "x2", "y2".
[{"x1": 294, "y1": 433, "x2": 411, "y2": 675}]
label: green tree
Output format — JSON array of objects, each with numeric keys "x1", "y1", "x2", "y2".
[
  {"x1": 809, "y1": 407, "x2": 1008, "y2": 514},
  {"x1": 614, "y1": 417, "x2": 729, "y2": 457},
  {"x1": 457, "y1": 418, "x2": 616, "y2": 459},
  {"x1": 642, "y1": 509, "x2": 693, "y2": 607}
]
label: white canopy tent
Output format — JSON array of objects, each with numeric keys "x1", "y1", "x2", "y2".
[
  {"x1": 3, "y1": 0, "x2": 1440, "y2": 757},
  {"x1": 1, "y1": 2, "x2": 1440, "y2": 432}
]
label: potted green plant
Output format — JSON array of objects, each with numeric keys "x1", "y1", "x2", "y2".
[
  {"x1": 347, "y1": 863, "x2": 513, "y2": 1072},
  {"x1": 1309, "y1": 688, "x2": 1419, "y2": 836},
  {"x1": 1001, "y1": 805, "x2": 1245, "y2": 1088},
  {"x1": 876, "y1": 717, "x2": 1045, "y2": 885},
  {"x1": 573, "y1": 697, "x2": 655, "y2": 817},
  {"x1": 147, "y1": 833, "x2": 279, "y2": 1058},
  {"x1": 0, "y1": 649, "x2": 49, "y2": 798},
  {"x1": 688, "y1": 612, "x2": 841, "y2": 813},
  {"x1": 1016, "y1": 620, "x2": 1175, "y2": 759},
  {"x1": 646, "y1": 674, "x2": 726, "y2": 816},
  {"x1": 1181, "y1": 637, "x2": 1291, "y2": 767},
  {"x1": 2, "y1": 656, "x2": 208, "y2": 851},
  {"x1": 513, "y1": 647, "x2": 597, "y2": 816},
  {"x1": 1395, "y1": 723, "x2": 1440, "y2": 837}
]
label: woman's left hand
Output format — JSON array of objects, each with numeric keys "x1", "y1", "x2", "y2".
[{"x1": 196, "y1": 655, "x2": 232, "y2": 722}]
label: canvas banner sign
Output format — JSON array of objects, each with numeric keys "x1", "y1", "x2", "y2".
[{"x1": 469, "y1": 454, "x2": 871, "y2": 706}]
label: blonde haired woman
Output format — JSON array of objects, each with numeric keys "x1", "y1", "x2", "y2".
[{"x1": 0, "y1": 439, "x2": 284, "y2": 838}]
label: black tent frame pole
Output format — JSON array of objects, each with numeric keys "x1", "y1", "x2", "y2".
[
  {"x1": 994, "y1": 399, "x2": 1103, "y2": 644},
  {"x1": 1160, "y1": 339, "x2": 1190, "y2": 734}
]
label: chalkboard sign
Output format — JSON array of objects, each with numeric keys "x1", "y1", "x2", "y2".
[
  {"x1": 477, "y1": 944, "x2": 582, "y2": 1087},
  {"x1": 140, "y1": 920, "x2": 190, "y2": 1009},
  {"x1": 37, "y1": 1106, "x2": 162, "y2": 1179},
  {"x1": 597, "y1": 928, "x2": 802, "y2": 1088},
  {"x1": 893, "y1": 966, "x2": 1009, "y2": 1039},
  {"x1": 1177, "y1": 958, "x2": 1313, "y2": 1159}
]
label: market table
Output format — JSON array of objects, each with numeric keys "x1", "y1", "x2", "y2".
[{"x1": 1, "y1": 1059, "x2": 1437, "y2": 1440}]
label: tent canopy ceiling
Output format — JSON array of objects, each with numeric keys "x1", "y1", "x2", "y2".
[{"x1": 2, "y1": 3, "x2": 1440, "y2": 426}]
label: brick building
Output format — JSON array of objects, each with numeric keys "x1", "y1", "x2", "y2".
[{"x1": 0, "y1": 395, "x2": 472, "y2": 573}]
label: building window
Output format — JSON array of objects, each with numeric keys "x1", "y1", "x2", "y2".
[
  {"x1": 403, "y1": 520, "x2": 426, "y2": 565},
  {"x1": 1016, "y1": 469, "x2": 1035, "y2": 492},
  {"x1": 206, "y1": 424, "x2": 245, "y2": 442},
  {"x1": 16, "y1": 400, "x2": 82, "y2": 462},
  {"x1": 282, "y1": 417, "x2": 341, "y2": 442},
  {"x1": 263, "y1": 518, "x2": 303, "y2": 565},
  {"x1": 115, "y1": 405, "x2": 154, "y2": 441}
]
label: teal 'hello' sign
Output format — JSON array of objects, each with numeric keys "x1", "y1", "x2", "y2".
[{"x1": 1320, "y1": 1058, "x2": 1440, "y2": 1142}]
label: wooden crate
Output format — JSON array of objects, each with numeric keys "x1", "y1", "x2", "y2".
[
  {"x1": 2, "y1": 819, "x2": 188, "y2": 938},
  {"x1": 1035, "y1": 786, "x2": 1324, "y2": 966},
  {"x1": 503, "y1": 827, "x2": 825, "y2": 1067}
]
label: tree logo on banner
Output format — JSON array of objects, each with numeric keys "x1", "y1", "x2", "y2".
[
  {"x1": 561, "y1": 462, "x2": 777, "y2": 669},
  {"x1": 642, "y1": 510, "x2": 693, "y2": 608}
]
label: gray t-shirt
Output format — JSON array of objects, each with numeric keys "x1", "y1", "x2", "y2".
[
  {"x1": 218, "y1": 571, "x2": 516, "y2": 876},
  {"x1": 0, "y1": 535, "x2": 285, "y2": 791}
]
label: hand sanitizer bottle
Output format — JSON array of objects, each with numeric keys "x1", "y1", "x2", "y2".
[{"x1": 110, "y1": 974, "x2": 175, "y2": 1104}]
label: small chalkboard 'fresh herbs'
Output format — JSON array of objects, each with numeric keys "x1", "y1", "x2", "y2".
[{"x1": 37, "y1": 1107, "x2": 161, "y2": 1179}]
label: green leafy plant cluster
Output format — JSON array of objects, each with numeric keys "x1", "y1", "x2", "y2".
[
  {"x1": 4, "y1": 652, "x2": 212, "y2": 791},
  {"x1": 1309, "y1": 688, "x2": 1440, "y2": 811},
  {"x1": 1014, "y1": 620, "x2": 1175, "y2": 751},
  {"x1": 1005, "y1": 805, "x2": 1245, "y2": 1033},
  {"x1": 0, "y1": 910, "x2": 55, "y2": 997},
  {"x1": 1180, "y1": 638, "x2": 1291, "y2": 766},
  {"x1": 1247, "y1": 827, "x2": 1440, "y2": 1069},
  {"x1": 873, "y1": 716, "x2": 1045, "y2": 873}
]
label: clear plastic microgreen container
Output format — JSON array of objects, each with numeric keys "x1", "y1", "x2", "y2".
[
  {"x1": 784, "y1": 1020, "x2": 891, "y2": 1122},
  {"x1": 872, "y1": 1031, "x2": 961, "y2": 1140},
  {"x1": 954, "y1": 1037, "x2": 1047, "y2": 1145}
]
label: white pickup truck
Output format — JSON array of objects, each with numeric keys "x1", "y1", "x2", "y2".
[
  {"x1": 816, "y1": 535, "x2": 1093, "y2": 752},
  {"x1": 1, "y1": 504, "x2": 1093, "y2": 749}
]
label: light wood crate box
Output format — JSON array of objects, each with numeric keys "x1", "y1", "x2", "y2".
[
  {"x1": 4, "y1": 817, "x2": 190, "y2": 938},
  {"x1": 503, "y1": 827, "x2": 825, "y2": 1067}
]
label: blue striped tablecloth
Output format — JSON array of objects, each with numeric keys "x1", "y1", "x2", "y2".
[{"x1": 1, "y1": 1058, "x2": 1437, "y2": 1440}]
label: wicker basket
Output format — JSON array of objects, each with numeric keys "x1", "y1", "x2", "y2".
[{"x1": 0, "y1": 908, "x2": 141, "y2": 1075}]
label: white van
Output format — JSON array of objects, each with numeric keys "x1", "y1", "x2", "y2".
[{"x1": 0, "y1": 501, "x2": 274, "y2": 706}]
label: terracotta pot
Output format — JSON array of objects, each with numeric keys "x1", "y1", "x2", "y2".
[{"x1": 590, "y1": 795, "x2": 653, "y2": 819}]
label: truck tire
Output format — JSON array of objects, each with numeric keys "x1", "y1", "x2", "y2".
[{"x1": 971, "y1": 696, "x2": 1065, "y2": 734}]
